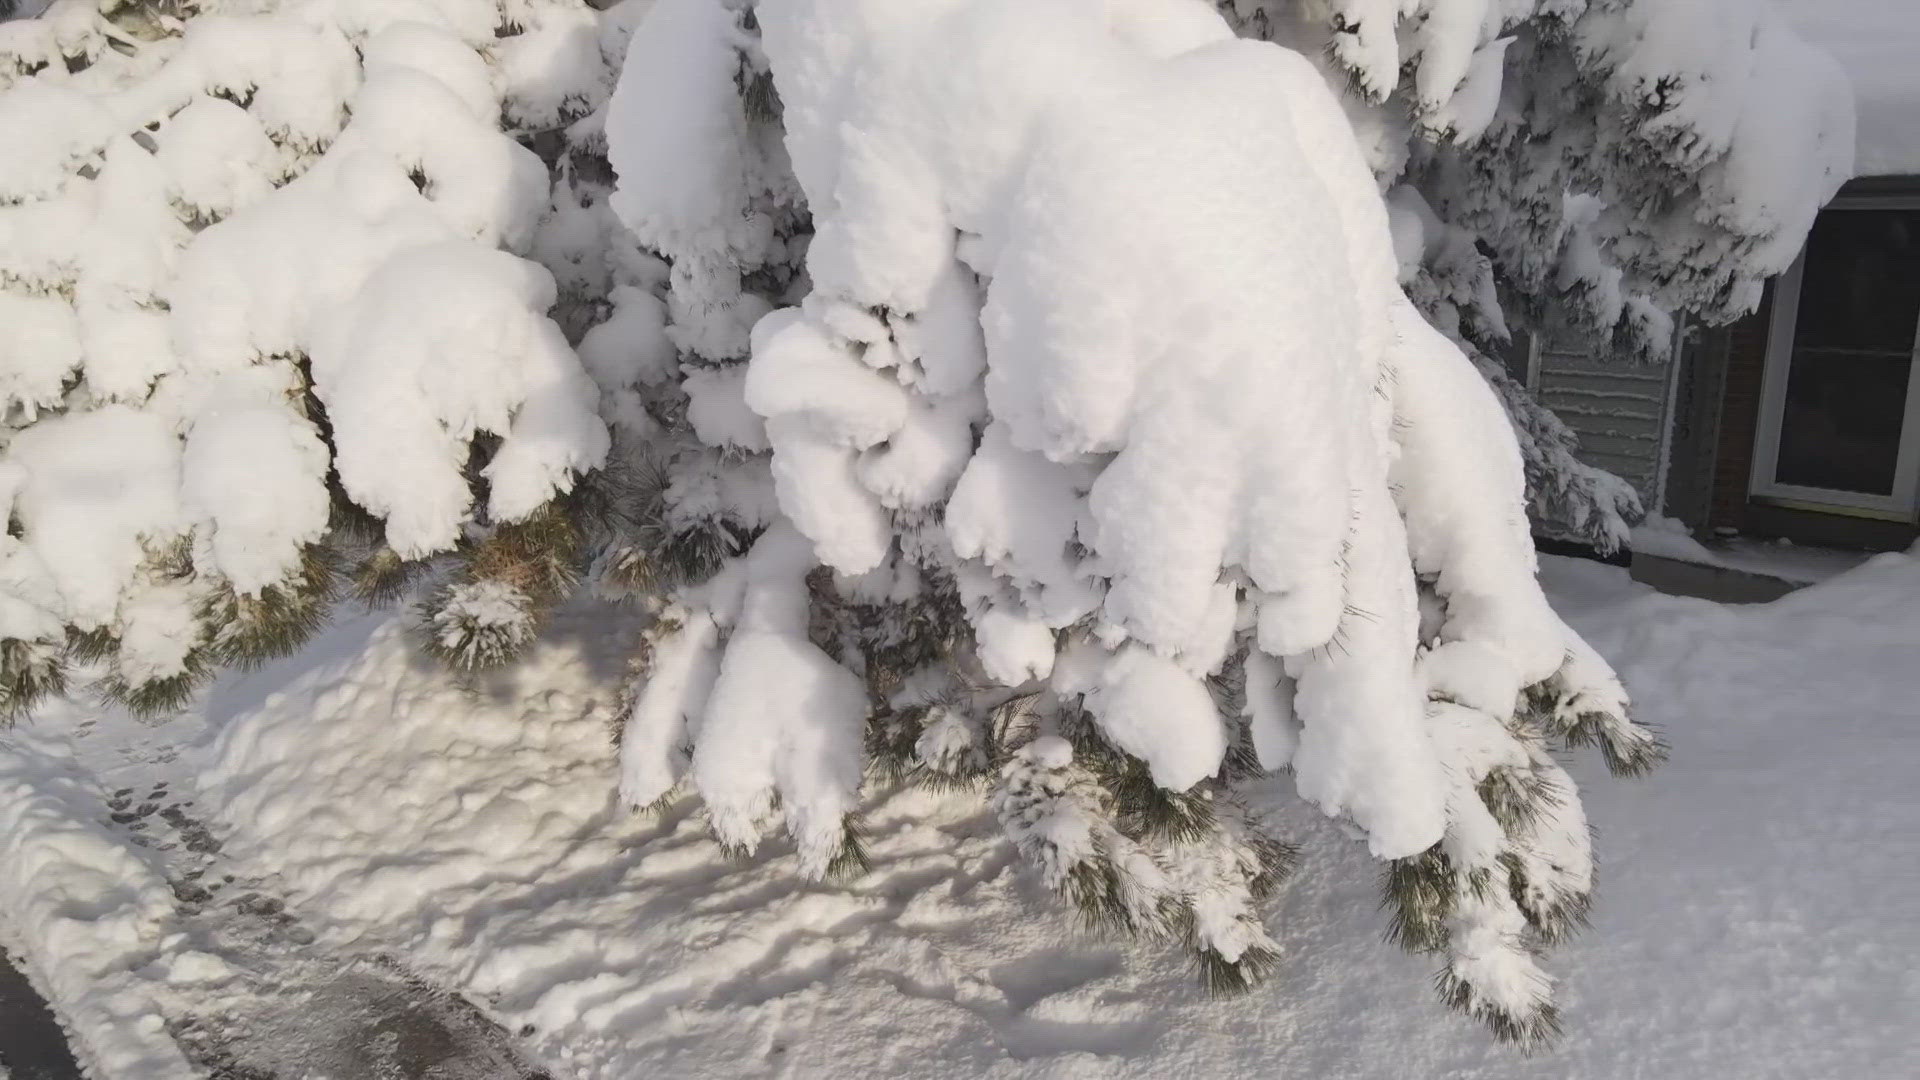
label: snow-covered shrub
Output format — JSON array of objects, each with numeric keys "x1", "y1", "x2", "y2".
[
  {"x1": 601, "y1": 0, "x2": 1844, "y2": 1045},
  {"x1": 0, "y1": 0, "x2": 623, "y2": 716}
]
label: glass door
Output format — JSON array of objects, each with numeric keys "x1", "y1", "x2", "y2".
[{"x1": 1752, "y1": 206, "x2": 1920, "y2": 519}]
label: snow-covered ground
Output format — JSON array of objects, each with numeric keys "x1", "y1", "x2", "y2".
[{"x1": 3, "y1": 552, "x2": 1917, "y2": 1078}]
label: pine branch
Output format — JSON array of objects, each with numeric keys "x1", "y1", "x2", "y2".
[
  {"x1": 0, "y1": 637, "x2": 65, "y2": 724},
  {"x1": 202, "y1": 545, "x2": 339, "y2": 669},
  {"x1": 1435, "y1": 966, "x2": 1563, "y2": 1050}
]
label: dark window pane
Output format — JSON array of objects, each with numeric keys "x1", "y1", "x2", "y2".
[
  {"x1": 1775, "y1": 348, "x2": 1911, "y2": 494},
  {"x1": 1774, "y1": 209, "x2": 1920, "y2": 496},
  {"x1": 1498, "y1": 326, "x2": 1534, "y2": 386},
  {"x1": 1791, "y1": 210, "x2": 1920, "y2": 353}
]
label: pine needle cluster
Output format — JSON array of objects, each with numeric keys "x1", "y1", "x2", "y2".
[{"x1": 418, "y1": 509, "x2": 581, "y2": 673}]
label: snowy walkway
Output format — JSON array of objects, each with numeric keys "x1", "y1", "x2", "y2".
[{"x1": 3, "y1": 554, "x2": 1917, "y2": 1078}]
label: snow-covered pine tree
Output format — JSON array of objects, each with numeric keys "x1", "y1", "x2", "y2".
[
  {"x1": 0, "y1": 0, "x2": 636, "y2": 716},
  {"x1": 604, "y1": 0, "x2": 1847, "y2": 1045},
  {"x1": 0, "y1": 0, "x2": 1852, "y2": 1049}
]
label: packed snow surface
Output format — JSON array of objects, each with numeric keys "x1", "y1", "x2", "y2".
[{"x1": 4, "y1": 555, "x2": 1916, "y2": 1077}]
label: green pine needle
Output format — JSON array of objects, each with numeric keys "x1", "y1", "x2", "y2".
[
  {"x1": 1381, "y1": 848, "x2": 1458, "y2": 954},
  {"x1": 203, "y1": 545, "x2": 338, "y2": 668},
  {"x1": 349, "y1": 547, "x2": 432, "y2": 608},
  {"x1": 0, "y1": 637, "x2": 67, "y2": 725},
  {"x1": 823, "y1": 816, "x2": 872, "y2": 881},
  {"x1": 1435, "y1": 967, "x2": 1563, "y2": 1050},
  {"x1": 91, "y1": 650, "x2": 215, "y2": 719},
  {"x1": 1193, "y1": 941, "x2": 1280, "y2": 997}
]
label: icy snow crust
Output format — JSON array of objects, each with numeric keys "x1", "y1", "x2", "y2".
[{"x1": 0, "y1": 0, "x2": 608, "y2": 681}]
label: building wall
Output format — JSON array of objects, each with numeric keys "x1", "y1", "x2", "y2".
[
  {"x1": 1535, "y1": 342, "x2": 1674, "y2": 505},
  {"x1": 1633, "y1": 178, "x2": 1920, "y2": 552},
  {"x1": 1660, "y1": 320, "x2": 1729, "y2": 534},
  {"x1": 1689, "y1": 281, "x2": 1920, "y2": 551},
  {"x1": 1707, "y1": 292, "x2": 1774, "y2": 534}
]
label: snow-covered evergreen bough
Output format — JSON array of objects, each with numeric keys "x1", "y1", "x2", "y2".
[
  {"x1": 0, "y1": 0, "x2": 1848, "y2": 1047},
  {"x1": 0, "y1": 0, "x2": 632, "y2": 712}
]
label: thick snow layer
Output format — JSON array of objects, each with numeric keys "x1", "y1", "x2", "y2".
[
  {"x1": 616, "y1": 605, "x2": 721, "y2": 808},
  {"x1": 577, "y1": 284, "x2": 677, "y2": 431},
  {"x1": 0, "y1": 740, "x2": 193, "y2": 1079},
  {"x1": 752, "y1": 1, "x2": 1397, "y2": 653},
  {"x1": 605, "y1": 0, "x2": 785, "y2": 363},
  {"x1": 0, "y1": 293, "x2": 80, "y2": 417},
  {"x1": 178, "y1": 371, "x2": 332, "y2": 596},
  {"x1": 496, "y1": 3, "x2": 613, "y2": 130},
  {"x1": 1572, "y1": 0, "x2": 1855, "y2": 288},
  {"x1": 170, "y1": 133, "x2": 603, "y2": 561},
  {"x1": 944, "y1": 422, "x2": 1100, "y2": 628},
  {"x1": 1081, "y1": 644, "x2": 1227, "y2": 791},
  {"x1": 1389, "y1": 301, "x2": 1566, "y2": 711},
  {"x1": 2, "y1": 406, "x2": 183, "y2": 630},
  {"x1": 686, "y1": 524, "x2": 869, "y2": 875},
  {"x1": 605, "y1": 0, "x2": 753, "y2": 263},
  {"x1": 6, "y1": 555, "x2": 1915, "y2": 1077},
  {"x1": 311, "y1": 243, "x2": 609, "y2": 555},
  {"x1": 1775, "y1": 0, "x2": 1920, "y2": 176},
  {"x1": 0, "y1": 1, "x2": 612, "y2": 678}
]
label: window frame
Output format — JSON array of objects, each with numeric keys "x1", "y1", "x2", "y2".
[{"x1": 1749, "y1": 195, "x2": 1920, "y2": 521}]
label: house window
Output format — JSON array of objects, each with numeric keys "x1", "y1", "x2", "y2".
[{"x1": 1752, "y1": 202, "x2": 1920, "y2": 519}]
